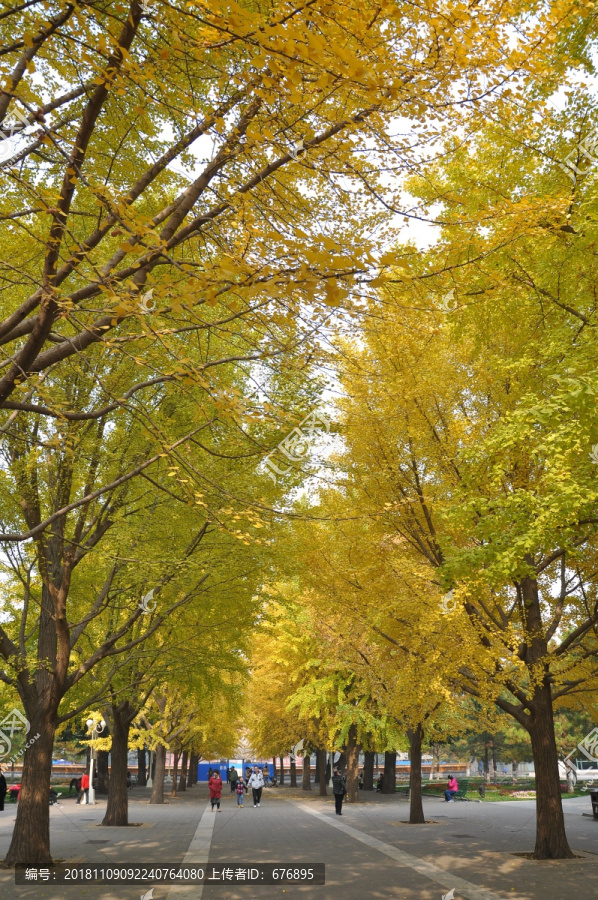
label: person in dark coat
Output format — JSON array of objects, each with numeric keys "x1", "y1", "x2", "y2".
[
  {"x1": 332, "y1": 767, "x2": 346, "y2": 815},
  {"x1": 0, "y1": 767, "x2": 6, "y2": 811}
]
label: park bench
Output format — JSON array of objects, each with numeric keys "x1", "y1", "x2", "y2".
[{"x1": 454, "y1": 779, "x2": 472, "y2": 801}]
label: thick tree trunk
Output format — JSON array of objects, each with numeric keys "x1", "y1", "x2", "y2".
[
  {"x1": 317, "y1": 750, "x2": 327, "y2": 796},
  {"x1": 408, "y1": 726, "x2": 425, "y2": 824},
  {"x1": 346, "y1": 726, "x2": 359, "y2": 803},
  {"x1": 382, "y1": 751, "x2": 396, "y2": 794},
  {"x1": 102, "y1": 710, "x2": 130, "y2": 826},
  {"x1": 302, "y1": 753, "x2": 311, "y2": 790},
  {"x1": 170, "y1": 751, "x2": 180, "y2": 797},
  {"x1": 187, "y1": 753, "x2": 195, "y2": 787},
  {"x1": 137, "y1": 749, "x2": 147, "y2": 787},
  {"x1": 363, "y1": 751, "x2": 375, "y2": 790},
  {"x1": 179, "y1": 751, "x2": 188, "y2": 791},
  {"x1": 97, "y1": 750, "x2": 110, "y2": 794},
  {"x1": 290, "y1": 758, "x2": 297, "y2": 787},
  {"x1": 149, "y1": 745, "x2": 166, "y2": 804},
  {"x1": 4, "y1": 710, "x2": 54, "y2": 866},
  {"x1": 528, "y1": 683, "x2": 574, "y2": 858},
  {"x1": 279, "y1": 755, "x2": 285, "y2": 785},
  {"x1": 314, "y1": 751, "x2": 320, "y2": 783}
]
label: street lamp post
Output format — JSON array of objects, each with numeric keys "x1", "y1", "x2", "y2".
[{"x1": 86, "y1": 717, "x2": 106, "y2": 805}]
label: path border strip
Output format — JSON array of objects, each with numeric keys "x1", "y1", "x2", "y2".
[
  {"x1": 165, "y1": 802, "x2": 215, "y2": 899},
  {"x1": 289, "y1": 800, "x2": 519, "y2": 900}
]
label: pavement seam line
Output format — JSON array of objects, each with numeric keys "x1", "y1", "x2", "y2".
[
  {"x1": 289, "y1": 800, "x2": 522, "y2": 900},
  {"x1": 165, "y1": 802, "x2": 215, "y2": 898}
]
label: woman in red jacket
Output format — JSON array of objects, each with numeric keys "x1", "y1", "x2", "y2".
[{"x1": 208, "y1": 771, "x2": 223, "y2": 812}]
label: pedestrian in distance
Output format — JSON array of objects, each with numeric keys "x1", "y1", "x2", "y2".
[
  {"x1": 332, "y1": 767, "x2": 346, "y2": 815},
  {"x1": 245, "y1": 765, "x2": 251, "y2": 783},
  {"x1": 247, "y1": 765, "x2": 264, "y2": 807},
  {"x1": 236, "y1": 777, "x2": 246, "y2": 807},
  {"x1": 209, "y1": 770, "x2": 223, "y2": 812},
  {"x1": 77, "y1": 772, "x2": 89, "y2": 804},
  {"x1": 229, "y1": 766, "x2": 238, "y2": 793},
  {"x1": 262, "y1": 764, "x2": 269, "y2": 786},
  {"x1": 0, "y1": 767, "x2": 6, "y2": 811},
  {"x1": 444, "y1": 774, "x2": 458, "y2": 802},
  {"x1": 376, "y1": 773, "x2": 384, "y2": 792}
]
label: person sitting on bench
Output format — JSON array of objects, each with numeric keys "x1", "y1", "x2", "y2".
[{"x1": 444, "y1": 775, "x2": 458, "y2": 802}]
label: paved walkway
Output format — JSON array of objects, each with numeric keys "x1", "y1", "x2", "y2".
[{"x1": 0, "y1": 783, "x2": 596, "y2": 900}]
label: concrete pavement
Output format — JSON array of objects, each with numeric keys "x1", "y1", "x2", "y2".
[{"x1": 0, "y1": 783, "x2": 595, "y2": 900}]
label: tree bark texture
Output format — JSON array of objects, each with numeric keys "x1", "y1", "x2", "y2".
[
  {"x1": 179, "y1": 751, "x2": 188, "y2": 791},
  {"x1": 382, "y1": 751, "x2": 396, "y2": 794},
  {"x1": 317, "y1": 750, "x2": 327, "y2": 796},
  {"x1": 97, "y1": 750, "x2": 110, "y2": 794},
  {"x1": 363, "y1": 751, "x2": 375, "y2": 790},
  {"x1": 149, "y1": 744, "x2": 166, "y2": 804},
  {"x1": 408, "y1": 726, "x2": 425, "y2": 824},
  {"x1": 302, "y1": 753, "x2": 312, "y2": 791},
  {"x1": 102, "y1": 704, "x2": 132, "y2": 826},
  {"x1": 346, "y1": 725, "x2": 359, "y2": 803},
  {"x1": 137, "y1": 748, "x2": 147, "y2": 787}
]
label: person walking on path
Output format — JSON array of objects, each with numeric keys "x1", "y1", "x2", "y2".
[
  {"x1": 77, "y1": 772, "x2": 89, "y2": 804},
  {"x1": 444, "y1": 775, "x2": 458, "y2": 802},
  {"x1": 262, "y1": 764, "x2": 269, "y2": 786},
  {"x1": 0, "y1": 767, "x2": 6, "y2": 811},
  {"x1": 236, "y1": 777, "x2": 246, "y2": 807},
  {"x1": 209, "y1": 770, "x2": 223, "y2": 812},
  {"x1": 229, "y1": 766, "x2": 238, "y2": 793},
  {"x1": 247, "y1": 766, "x2": 264, "y2": 807},
  {"x1": 332, "y1": 767, "x2": 346, "y2": 815}
]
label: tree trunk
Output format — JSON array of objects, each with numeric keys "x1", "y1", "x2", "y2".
[
  {"x1": 279, "y1": 755, "x2": 285, "y2": 785},
  {"x1": 314, "y1": 751, "x2": 320, "y2": 783},
  {"x1": 137, "y1": 748, "x2": 147, "y2": 787},
  {"x1": 408, "y1": 726, "x2": 425, "y2": 824},
  {"x1": 4, "y1": 711, "x2": 54, "y2": 866},
  {"x1": 187, "y1": 753, "x2": 195, "y2": 787},
  {"x1": 528, "y1": 682, "x2": 574, "y2": 859},
  {"x1": 97, "y1": 750, "x2": 110, "y2": 794},
  {"x1": 302, "y1": 753, "x2": 311, "y2": 791},
  {"x1": 363, "y1": 751, "x2": 375, "y2": 790},
  {"x1": 512, "y1": 759, "x2": 518, "y2": 781},
  {"x1": 179, "y1": 751, "x2": 188, "y2": 791},
  {"x1": 149, "y1": 744, "x2": 166, "y2": 804},
  {"x1": 346, "y1": 725, "x2": 359, "y2": 803},
  {"x1": 171, "y1": 751, "x2": 180, "y2": 797},
  {"x1": 102, "y1": 709, "x2": 130, "y2": 826},
  {"x1": 317, "y1": 749, "x2": 327, "y2": 796},
  {"x1": 382, "y1": 751, "x2": 396, "y2": 794},
  {"x1": 290, "y1": 757, "x2": 297, "y2": 787}
]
